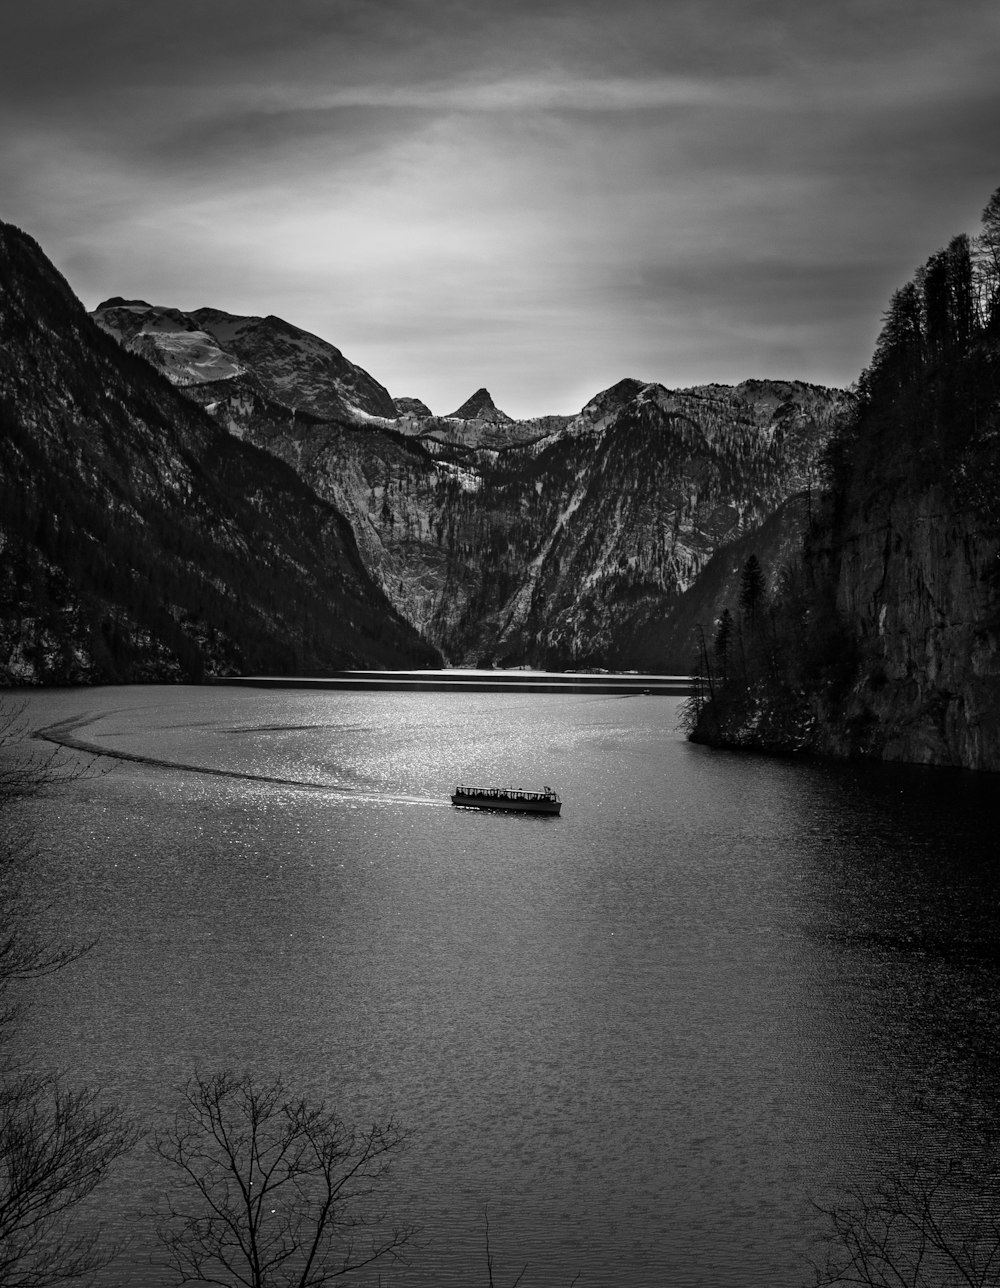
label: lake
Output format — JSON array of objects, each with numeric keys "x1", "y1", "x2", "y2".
[{"x1": 9, "y1": 684, "x2": 1000, "y2": 1287}]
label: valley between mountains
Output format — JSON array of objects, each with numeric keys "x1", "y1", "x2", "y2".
[
  {"x1": 6, "y1": 202, "x2": 1000, "y2": 773},
  {"x1": 88, "y1": 296, "x2": 844, "y2": 670}
]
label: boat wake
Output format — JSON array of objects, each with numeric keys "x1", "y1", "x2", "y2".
[{"x1": 35, "y1": 715, "x2": 443, "y2": 806}]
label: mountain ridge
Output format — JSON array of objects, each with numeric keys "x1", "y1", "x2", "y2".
[
  {"x1": 4, "y1": 221, "x2": 847, "y2": 683},
  {"x1": 92, "y1": 298, "x2": 398, "y2": 422},
  {"x1": 0, "y1": 222, "x2": 438, "y2": 683}
]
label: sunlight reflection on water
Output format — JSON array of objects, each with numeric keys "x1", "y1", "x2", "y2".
[{"x1": 13, "y1": 685, "x2": 1000, "y2": 1287}]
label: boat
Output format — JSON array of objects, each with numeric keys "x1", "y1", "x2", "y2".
[{"x1": 450, "y1": 785, "x2": 562, "y2": 815}]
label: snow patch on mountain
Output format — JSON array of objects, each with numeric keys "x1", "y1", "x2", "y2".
[{"x1": 93, "y1": 300, "x2": 247, "y2": 385}]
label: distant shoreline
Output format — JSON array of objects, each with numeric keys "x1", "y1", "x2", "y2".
[{"x1": 210, "y1": 670, "x2": 693, "y2": 696}]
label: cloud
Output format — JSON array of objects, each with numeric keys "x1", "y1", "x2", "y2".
[
  {"x1": 2, "y1": 0, "x2": 1000, "y2": 416},
  {"x1": 260, "y1": 73, "x2": 749, "y2": 114}
]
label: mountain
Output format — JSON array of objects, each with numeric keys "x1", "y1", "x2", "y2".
[
  {"x1": 93, "y1": 299, "x2": 398, "y2": 421},
  {"x1": 394, "y1": 397, "x2": 433, "y2": 418},
  {"x1": 88, "y1": 289, "x2": 845, "y2": 669},
  {"x1": 178, "y1": 368, "x2": 843, "y2": 666},
  {"x1": 89, "y1": 299, "x2": 248, "y2": 385},
  {"x1": 431, "y1": 379, "x2": 842, "y2": 667},
  {"x1": 626, "y1": 492, "x2": 816, "y2": 672},
  {"x1": 446, "y1": 388, "x2": 512, "y2": 422},
  {"x1": 687, "y1": 192, "x2": 1000, "y2": 770},
  {"x1": 0, "y1": 223, "x2": 439, "y2": 683}
]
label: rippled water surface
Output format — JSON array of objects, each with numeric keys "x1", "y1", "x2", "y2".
[{"x1": 12, "y1": 684, "x2": 1000, "y2": 1286}]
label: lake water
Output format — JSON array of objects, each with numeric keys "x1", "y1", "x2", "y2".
[{"x1": 9, "y1": 684, "x2": 1000, "y2": 1287}]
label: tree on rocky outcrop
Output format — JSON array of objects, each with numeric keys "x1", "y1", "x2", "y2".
[
  {"x1": 689, "y1": 184, "x2": 1000, "y2": 763},
  {"x1": 712, "y1": 607, "x2": 734, "y2": 680},
  {"x1": 738, "y1": 555, "x2": 766, "y2": 626},
  {"x1": 862, "y1": 283, "x2": 925, "y2": 402},
  {"x1": 920, "y1": 235, "x2": 975, "y2": 367},
  {"x1": 976, "y1": 184, "x2": 1000, "y2": 327},
  {"x1": 154, "y1": 1070, "x2": 415, "y2": 1288}
]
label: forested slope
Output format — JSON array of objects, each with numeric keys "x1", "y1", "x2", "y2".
[{"x1": 688, "y1": 187, "x2": 1000, "y2": 770}]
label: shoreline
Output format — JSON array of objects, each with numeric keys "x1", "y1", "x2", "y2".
[{"x1": 209, "y1": 669, "x2": 694, "y2": 696}]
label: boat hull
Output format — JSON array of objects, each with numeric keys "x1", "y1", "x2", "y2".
[{"x1": 451, "y1": 792, "x2": 561, "y2": 815}]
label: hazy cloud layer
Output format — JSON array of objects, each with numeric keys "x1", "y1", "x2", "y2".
[{"x1": 3, "y1": 0, "x2": 999, "y2": 414}]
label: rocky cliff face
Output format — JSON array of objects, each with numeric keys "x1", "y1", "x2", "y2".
[
  {"x1": 688, "y1": 203, "x2": 1000, "y2": 771},
  {"x1": 90, "y1": 294, "x2": 844, "y2": 669},
  {"x1": 629, "y1": 492, "x2": 815, "y2": 672},
  {"x1": 817, "y1": 484, "x2": 1000, "y2": 769},
  {"x1": 686, "y1": 457, "x2": 1000, "y2": 773},
  {"x1": 189, "y1": 370, "x2": 843, "y2": 666},
  {"x1": 93, "y1": 299, "x2": 398, "y2": 420},
  {"x1": 0, "y1": 225, "x2": 438, "y2": 684}
]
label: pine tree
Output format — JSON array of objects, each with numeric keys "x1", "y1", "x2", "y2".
[
  {"x1": 713, "y1": 607, "x2": 734, "y2": 677},
  {"x1": 739, "y1": 555, "x2": 766, "y2": 626}
]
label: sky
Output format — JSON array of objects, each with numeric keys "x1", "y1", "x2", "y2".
[{"x1": 2, "y1": 0, "x2": 1000, "y2": 418}]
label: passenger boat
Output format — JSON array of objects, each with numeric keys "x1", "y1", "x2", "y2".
[{"x1": 450, "y1": 785, "x2": 561, "y2": 815}]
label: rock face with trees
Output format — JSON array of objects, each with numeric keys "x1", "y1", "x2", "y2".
[
  {"x1": 91, "y1": 293, "x2": 846, "y2": 671},
  {"x1": 0, "y1": 222, "x2": 846, "y2": 683},
  {"x1": 7, "y1": 184, "x2": 1000, "y2": 772},
  {"x1": 0, "y1": 223, "x2": 441, "y2": 684},
  {"x1": 688, "y1": 186, "x2": 1000, "y2": 771}
]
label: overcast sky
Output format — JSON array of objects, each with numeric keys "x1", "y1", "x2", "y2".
[{"x1": 2, "y1": 0, "x2": 999, "y2": 416}]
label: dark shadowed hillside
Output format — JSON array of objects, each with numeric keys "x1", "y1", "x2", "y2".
[
  {"x1": 688, "y1": 187, "x2": 1000, "y2": 770},
  {"x1": 0, "y1": 222, "x2": 440, "y2": 683}
]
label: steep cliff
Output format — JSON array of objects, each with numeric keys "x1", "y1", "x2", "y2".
[
  {"x1": 689, "y1": 195, "x2": 1000, "y2": 770},
  {"x1": 187, "y1": 372, "x2": 842, "y2": 665},
  {"x1": 0, "y1": 223, "x2": 439, "y2": 684},
  {"x1": 825, "y1": 484, "x2": 1000, "y2": 766},
  {"x1": 91, "y1": 290, "x2": 844, "y2": 668},
  {"x1": 628, "y1": 492, "x2": 814, "y2": 673}
]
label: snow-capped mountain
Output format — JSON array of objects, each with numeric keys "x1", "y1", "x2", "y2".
[{"x1": 88, "y1": 299, "x2": 247, "y2": 385}]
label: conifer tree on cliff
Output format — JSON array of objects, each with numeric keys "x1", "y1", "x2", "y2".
[{"x1": 739, "y1": 555, "x2": 766, "y2": 628}]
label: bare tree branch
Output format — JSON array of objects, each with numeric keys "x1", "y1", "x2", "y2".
[
  {"x1": 0, "y1": 697, "x2": 137, "y2": 1286},
  {"x1": 0, "y1": 1070, "x2": 139, "y2": 1287},
  {"x1": 811, "y1": 1151, "x2": 1000, "y2": 1288},
  {"x1": 154, "y1": 1071, "x2": 416, "y2": 1288},
  {"x1": 481, "y1": 1204, "x2": 581, "y2": 1288}
]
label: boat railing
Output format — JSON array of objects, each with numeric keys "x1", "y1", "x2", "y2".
[{"x1": 455, "y1": 786, "x2": 559, "y2": 801}]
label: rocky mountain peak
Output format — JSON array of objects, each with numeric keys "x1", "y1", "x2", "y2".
[
  {"x1": 95, "y1": 296, "x2": 153, "y2": 310},
  {"x1": 581, "y1": 377, "x2": 649, "y2": 415},
  {"x1": 394, "y1": 396, "x2": 434, "y2": 417},
  {"x1": 0, "y1": 217, "x2": 437, "y2": 682},
  {"x1": 91, "y1": 299, "x2": 246, "y2": 384},
  {"x1": 446, "y1": 388, "x2": 512, "y2": 423},
  {"x1": 91, "y1": 300, "x2": 397, "y2": 420}
]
